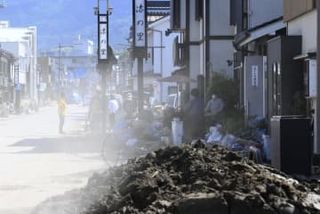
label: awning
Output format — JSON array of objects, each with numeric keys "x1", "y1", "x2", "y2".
[
  {"x1": 236, "y1": 20, "x2": 286, "y2": 47},
  {"x1": 293, "y1": 52, "x2": 316, "y2": 61}
]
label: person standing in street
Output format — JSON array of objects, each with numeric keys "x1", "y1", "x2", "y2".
[
  {"x1": 108, "y1": 95, "x2": 119, "y2": 130},
  {"x1": 183, "y1": 88, "x2": 204, "y2": 141},
  {"x1": 205, "y1": 94, "x2": 224, "y2": 125},
  {"x1": 57, "y1": 92, "x2": 67, "y2": 134}
]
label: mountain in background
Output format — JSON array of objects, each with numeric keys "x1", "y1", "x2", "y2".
[{"x1": 0, "y1": 0, "x2": 132, "y2": 52}]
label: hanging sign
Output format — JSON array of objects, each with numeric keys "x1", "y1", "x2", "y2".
[
  {"x1": 98, "y1": 14, "x2": 108, "y2": 61},
  {"x1": 133, "y1": 0, "x2": 147, "y2": 48}
]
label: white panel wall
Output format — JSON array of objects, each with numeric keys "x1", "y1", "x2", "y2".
[
  {"x1": 210, "y1": 0, "x2": 234, "y2": 36},
  {"x1": 287, "y1": 10, "x2": 317, "y2": 53},
  {"x1": 248, "y1": 0, "x2": 283, "y2": 29},
  {"x1": 148, "y1": 17, "x2": 181, "y2": 103},
  {"x1": 209, "y1": 40, "x2": 234, "y2": 77},
  {"x1": 189, "y1": 0, "x2": 201, "y2": 41}
]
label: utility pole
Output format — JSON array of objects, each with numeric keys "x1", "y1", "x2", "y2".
[
  {"x1": 133, "y1": 0, "x2": 147, "y2": 114},
  {"x1": 58, "y1": 43, "x2": 61, "y2": 91},
  {"x1": 95, "y1": 0, "x2": 112, "y2": 133}
]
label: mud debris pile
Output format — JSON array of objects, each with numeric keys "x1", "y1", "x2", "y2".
[{"x1": 79, "y1": 143, "x2": 320, "y2": 214}]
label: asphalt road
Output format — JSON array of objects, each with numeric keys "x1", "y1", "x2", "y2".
[{"x1": 0, "y1": 104, "x2": 106, "y2": 214}]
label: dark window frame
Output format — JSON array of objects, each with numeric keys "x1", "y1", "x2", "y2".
[
  {"x1": 171, "y1": 0, "x2": 181, "y2": 29},
  {"x1": 195, "y1": 0, "x2": 203, "y2": 21}
]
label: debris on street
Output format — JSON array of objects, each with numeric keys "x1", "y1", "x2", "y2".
[{"x1": 67, "y1": 142, "x2": 320, "y2": 214}]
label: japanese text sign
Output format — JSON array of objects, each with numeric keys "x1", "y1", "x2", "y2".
[
  {"x1": 251, "y1": 65, "x2": 259, "y2": 87},
  {"x1": 133, "y1": 0, "x2": 147, "y2": 48},
  {"x1": 98, "y1": 14, "x2": 108, "y2": 61}
]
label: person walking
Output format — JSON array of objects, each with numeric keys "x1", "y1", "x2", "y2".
[
  {"x1": 182, "y1": 88, "x2": 204, "y2": 141},
  {"x1": 57, "y1": 92, "x2": 67, "y2": 134}
]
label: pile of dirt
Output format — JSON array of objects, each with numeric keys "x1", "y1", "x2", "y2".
[{"x1": 77, "y1": 142, "x2": 320, "y2": 214}]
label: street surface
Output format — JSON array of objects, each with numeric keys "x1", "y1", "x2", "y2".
[{"x1": 0, "y1": 104, "x2": 106, "y2": 214}]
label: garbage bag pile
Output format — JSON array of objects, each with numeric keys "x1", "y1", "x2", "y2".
[
  {"x1": 80, "y1": 143, "x2": 319, "y2": 214},
  {"x1": 205, "y1": 124, "x2": 266, "y2": 163}
]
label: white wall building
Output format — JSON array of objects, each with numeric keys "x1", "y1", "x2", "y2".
[
  {"x1": 0, "y1": 21, "x2": 38, "y2": 102},
  {"x1": 171, "y1": 0, "x2": 235, "y2": 97},
  {"x1": 148, "y1": 16, "x2": 180, "y2": 104},
  {"x1": 131, "y1": 16, "x2": 181, "y2": 105}
]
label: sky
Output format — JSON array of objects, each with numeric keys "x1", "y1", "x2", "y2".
[{"x1": 0, "y1": 0, "x2": 132, "y2": 51}]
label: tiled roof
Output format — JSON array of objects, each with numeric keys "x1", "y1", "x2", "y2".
[{"x1": 147, "y1": 0, "x2": 170, "y2": 16}]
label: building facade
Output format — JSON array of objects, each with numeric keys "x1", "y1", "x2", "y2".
[
  {"x1": 283, "y1": 0, "x2": 318, "y2": 152},
  {"x1": 0, "y1": 49, "x2": 15, "y2": 105},
  {"x1": 232, "y1": 0, "x2": 286, "y2": 120},
  {"x1": 0, "y1": 21, "x2": 38, "y2": 111},
  {"x1": 170, "y1": 0, "x2": 235, "y2": 99},
  {"x1": 131, "y1": 0, "x2": 172, "y2": 105}
]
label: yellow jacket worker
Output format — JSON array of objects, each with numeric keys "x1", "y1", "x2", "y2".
[{"x1": 58, "y1": 93, "x2": 67, "y2": 133}]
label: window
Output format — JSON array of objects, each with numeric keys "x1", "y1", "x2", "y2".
[
  {"x1": 173, "y1": 36, "x2": 185, "y2": 66},
  {"x1": 272, "y1": 62, "x2": 281, "y2": 115},
  {"x1": 195, "y1": 0, "x2": 203, "y2": 21},
  {"x1": 242, "y1": 0, "x2": 248, "y2": 30},
  {"x1": 171, "y1": 0, "x2": 181, "y2": 29}
]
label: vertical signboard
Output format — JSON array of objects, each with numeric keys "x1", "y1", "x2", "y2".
[
  {"x1": 133, "y1": 0, "x2": 147, "y2": 48},
  {"x1": 98, "y1": 14, "x2": 108, "y2": 61},
  {"x1": 251, "y1": 65, "x2": 259, "y2": 87},
  {"x1": 309, "y1": 59, "x2": 317, "y2": 97}
]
